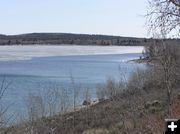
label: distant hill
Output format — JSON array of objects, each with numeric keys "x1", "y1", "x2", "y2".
[{"x1": 0, "y1": 33, "x2": 179, "y2": 46}]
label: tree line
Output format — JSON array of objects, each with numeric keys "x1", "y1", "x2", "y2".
[{"x1": 0, "y1": 33, "x2": 179, "y2": 46}]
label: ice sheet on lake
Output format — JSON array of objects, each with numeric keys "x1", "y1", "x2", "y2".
[{"x1": 0, "y1": 45, "x2": 144, "y2": 61}]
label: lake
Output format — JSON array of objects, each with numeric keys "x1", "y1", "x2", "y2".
[{"x1": 0, "y1": 45, "x2": 145, "y2": 120}]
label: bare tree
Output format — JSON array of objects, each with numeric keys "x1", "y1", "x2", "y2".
[
  {"x1": 106, "y1": 77, "x2": 117, "y2": 99},
  {"x1": 82, "y1": 88, "x2": 92, "y2": 127},
  {"x1": 118, "y1": 66, "x2": 128, "y2": 90},
  {"x1": 43, "y1": 86, "x2": 60, "y2": 116},
  {"x1": 147, "y1": 0, "x2": 180, "y2": 37},
  {"x1": 59, "y1": 87, "x2": 70, "y2": 114},
  {"x1": 156, "y1": 42, "x2": 179, "y2": 116},
  {"x1": 69, "y1": 73, "x2": 80, "y2": 132},
  {"x1": 0, "y1": 77, "x2": 12, "y2": 128},
  {"x1": 143, "y1": 40, "x2": 160, "y2": 59},
  {"x1": 83, "y1": 88, "x2": 91, "y2": 106},
  {"x1": 96, "y1": 84, "x2": 107, "y2": 102},
  {"x1": 147, "y1": 0, "x2": 180, "y2": 117},
  {"x1": 26, "y1": 94, "x2": 44, "y2": 122}
]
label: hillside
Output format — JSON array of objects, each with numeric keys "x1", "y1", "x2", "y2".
[{"x1": 0, "y1": 33, "x2": 162, "y2": 46}]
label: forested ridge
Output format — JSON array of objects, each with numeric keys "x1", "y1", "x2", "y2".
[{"x1": 0, "y1": 33, "x2": 179, "y2": 46}]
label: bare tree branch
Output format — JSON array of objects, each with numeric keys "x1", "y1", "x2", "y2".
[
  {"x1": 147, "y1": 0, "x2": 180, "y2": 37},
  {"x1": 169, "y1": 0, "x2": 180, "y2": 7}
]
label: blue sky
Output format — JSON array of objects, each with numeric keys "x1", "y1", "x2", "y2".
[{"x1": 0, "y1": 0, "x2": 148, "y2": 37}]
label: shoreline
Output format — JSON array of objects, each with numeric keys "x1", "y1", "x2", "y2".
[{"x1": 128, "y1": 58, "x2": 156, "y2": 65}]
